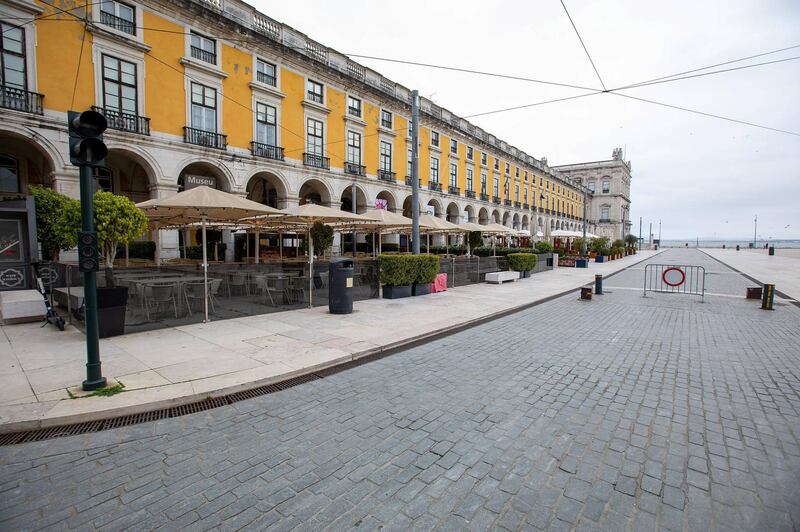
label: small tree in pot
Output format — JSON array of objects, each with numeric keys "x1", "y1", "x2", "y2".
[
  {"x1": 378, "y1": 255, "x2": 416, "y2": 299},
  {"x1": 413, "y1": 254, "x2": 440, "y2": 295},
  {"x1": 590, "y1": 236, "x2": 610, "y2": 262},
  {"x1": 625, "y1": 233, "x2": 638, "y2": 254},
  {"x1": 507, "y1": 253, "x2": 538, "y2": 278},
  {"x1": 30, "y1": 185, "x2": 80, "y2": 261},
  {"x1": 310, "y1": 221, "x2": 334, "y2": 257}
]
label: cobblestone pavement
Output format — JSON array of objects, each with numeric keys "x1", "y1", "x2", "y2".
[{"x1": 1, "y1": 249, "x2": 799, "y2": 531}]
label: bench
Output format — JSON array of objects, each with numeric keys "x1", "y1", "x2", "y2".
[
  {"x1": 0, "y1": 290, "x2": 46, "y2": 324},
  {"x1": 485, "y1": 271, "x2": 519, "y2": 284}
]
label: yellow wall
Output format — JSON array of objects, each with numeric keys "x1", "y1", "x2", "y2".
[
  {"x1": 143, "y1": 12, "x2": 185, "y2": 137},
  {"x1": 35, "y1": 3, "x2": 94, "y2": 112},
  {"x1": 419, "y1": 127, "x2": 430, "y2": 185},
  {"x1": 394, "y1": 116, "x2": 408, "y2": 181},
  {"x1": 280, "y1": 68, "x2": 304, "y2": 161},
  {"x1": 363, "y1": 102, "x2": 379, "y2": 172},
  {"x1": 221, "y1": 44, "x2": 252, "y2": 149},
  {"x1": 326, "y1": 86, "x2": 345, "y2": 168}
]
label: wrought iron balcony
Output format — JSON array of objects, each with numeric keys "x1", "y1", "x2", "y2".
[
  {"x1": 465, "y1": 190, "x2": 476, "y2": 199},
  {"x1": 344, "y1": 162, "x2": 366, "y2": 176},
  {"x1": 514, "y1": 201, "x2": 521, "y2": 208},
  {"x1": 190, "y1": 45, "x2": 216, "y2": 64},
  {"x1": 92, "y1": 106, "x2": 149, "y2": 135},
  {"x1": 405, "y1": 176, "x2": 422, "y2": 187},
  {"x1": 250, "y1": 142, "x2": 284, "y2": 160},
  {"x1": 504, "y1": 199, "x2": 512, "y2": 207},
  {"x1": 523, "y1": 203, "x2": 530, "y2": 210},
  {"x1": 255, "y1": 70, "x2": 276, "y2": 86},
  {"x1": 303, "y1": 153, "x2": 329, "y2": 169},
  {"x1": 428, "y1": 182, "x2": 442, "y2": 192},
  {"x1": 378, "y1": 169, "x2": 396, "y2": 182},
  {"x1": 480, "y1": 193, "x2": 489, "y2": 202},
  {"x1": 492, "y1": 196, "x2": 501, "y2": 204},
  {"x1": 184, "y1": 127, "x2": 226, "y2": 149},
  {"x1": 99, "y1": 10, "x2": 135, "y2": 35},
  {"x1": 448, "y1": 186, "x2": 460, "y2": 195},
  {"x1": 599, "y1": 218, "x2": 611, "y2": 223},
  {"x1": 1, "y1": 86, "x2": 43, "y2": 115}
]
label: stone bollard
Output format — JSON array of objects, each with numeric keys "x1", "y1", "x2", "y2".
[{"x1": 595, "y1": 274, "x2": 603, "y2": 295}]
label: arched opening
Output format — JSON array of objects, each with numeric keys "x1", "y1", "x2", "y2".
[
  {"x1": 522, "y1": 215, "x2": 529, "y2": 231},
  {"x1": 339, "y1": 185, "x2": 368, "y2": 214},
  {"x1": 502, "y1": 212, "x2": 511, "y2": 227},
  {"x1": 446, "y1": 202, "x2": 460, "y2": 224},
  {"x1": 0, "y1": 131, "x2": 55, "y2": 192},
  {"x1": 402, "y1": 195, "x2": 415, "y2": 218},
  {"x1": 426, "y1": 198, "x2": 442, "y2": 217},
  {"x1": 478, "y1": 207, "x2": 489, "y2": 225},
  {"x1": 178, "y1": 161, "x2": 230, "y2": 193},
  {"x1": 512, "y1": 213, "x2": 520, "y2": 230},
  {"x1": 375, "y1": 190, "x2": 397, "y2": 212},
  {"x1": 103, "y1": 149, "x2": 155, "y2": 203},
  {"x1": 491, "y1": 209, "x2": 500, "y2": 223},
  {"x1": 464, "y1": 205, "x2": 476, "y2": 224},
  {"x1": 246, "y1": 172, "x2": 288, "y2": 209},
  {"x1": 298, "y1": 178, "x2": 331, "y2": 205}
]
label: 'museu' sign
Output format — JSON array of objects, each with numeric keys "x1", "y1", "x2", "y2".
[{"x1": 184, "y1": 175, "x2": 217, "y2": 189}]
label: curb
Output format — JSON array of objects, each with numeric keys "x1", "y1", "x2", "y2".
[{"x1": 0, "y1": 251, "x2": 663, "y2": 437}]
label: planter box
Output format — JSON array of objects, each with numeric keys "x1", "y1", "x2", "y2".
[
  {"x1": 595, "y1": 255, "x2": 605, "y2": 263},
  {"x1": 383, "y1": 285, "x2": 412, "y2": 299},
  {"x1": 97, "y1": 286, "x2": 128, "y2": 338},
  {"x1": 412, "y1": 283, "x2": 432, "y2": 296},
  {"x1": 589, "y1": 251, "x2": 597, "y2": 259},
  {"x1": 558, "y1": 259, "x2": 576, "y2": 267},
  {"x1": 520, "y1": 270, "x2": 531, "y2": 278},
  {"x1": 575, "y1": 258, "x2": 588, "y2": 268}
]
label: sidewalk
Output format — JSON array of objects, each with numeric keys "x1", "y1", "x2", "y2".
[
  {"x1": 701, "y1": 248, "x2": 800, "y2": 302},
  {"x1": 0, "y1": 251, "x2": 660, "y2": 432}
]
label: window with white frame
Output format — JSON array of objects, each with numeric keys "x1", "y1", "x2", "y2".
[
  {"x1": 588, "y1": 181, "x2": 596, "y2": 193},
  {"x1": 93, "y1": 167, "x2": 114, "y2": 193},
  {"x1": 407, "y1": 145, "x2": 412, "y2": 176},
  {"x1": 480, "y1": 172, "x2": 487, "y2": 194},
  {"x1": 449, "y1": 162, "x2": 457, "y2": 187},
  {"x1": 99, "y1": 0, "x2": 135, "y2": 35},
  {"x1": 481, "y1": 152, "x2": 487, "y2": 165},
  {"x1": 515, "y1": 167, "x2": 519, "y2": 178},
  {"x1": 346, "y1": 131, "x2": 361, "y2": 165},
  {"x1": 255, "y1": 59, "x2": 276, "y2": 86},
  {"x1": 493, "y1": 177, "x2": 499, "y2": 197},
  {"x1": 255, "y1": 102, "x2": 277, "y2": 146},
  {"x1": 1, "y1": 23, "x2": 26, "y2": 91},
  {"x1": 346, "y1": 96, "x2": 361, "y2": 117},
  {"x1": 601, "y1": 206, "x2": 610, "y2": 220},
  {"x1": 466, "y1": 168, "x2": 473, "y2": 191},
  {"x1": 466, "y1": 146, "x2": 473, "y2": 160},
  {"x1": 190, "y1": 32, "x2": 216, "y2": 64},
  {"x1": 494, "y1": 159, "x2": 499, "y2": 171},
  {"x1": 380, "y1": 109, "x2": 393, "y2": 128},
  {"x1": 602, "y1": 180, "x2": 610, "y2": 193},
  {"x1": 306, "y1": 117, "x2": 324, "y2": 155},
  {"x1": 449, "y1": 138, "x2": 457, "y2": 155},
  {"x1": 431, "y1": 131, "x2": 439, "y2": 147},
  {"x1": 102, "y1": 55, "x2": 137, "y2": 115},
  {"x1": 306, "y1": 79, "x2": 323, "y2": 104},
  {"x1": 380, "y1": 141, "x2": 392, "y2": 172},
  {"x1": 524, "y1": 187, "x2": 528, "y2": 204},
  {"x1": 430, "y1": 156, "x2": 439, "y2": 183},
  {"x1": 190, "y1": 82, "x2": 216, "y2": 132},
  {"x1": 515, "y1": 183, "x2": 519, "y2": 202},
  {"x1": 505, "y1": 162, "x2": 510, "y2": 174}
]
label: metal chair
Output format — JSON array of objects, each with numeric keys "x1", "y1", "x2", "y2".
[
  {"x1": 144, "y1": 283, "x2": 178, "y2": 321},
  {"x1": 226, "y1": 272, "x2": 249, "y2": 297},
  {"x1": 287, "y1": 276, "x2": 307, "y2": 305},
  {"x1": 183, "y1": 281, "x2": 209, "y2": 316}
]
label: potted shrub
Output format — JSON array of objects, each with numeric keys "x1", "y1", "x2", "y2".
[
  {"x1": 379, "y1": 255, "x2": 415, "y2": 299},
  {"x1": 30, "y1": 185, "x2": 80, "y2": 261},
  {"x1": 625, "y1": 234, "x2": 638, "y2": 254},
  {"x1": 590, "y1": 237, "x2": 610, "y2": 263},
  {"x1": 413, "y1": 254, "x2": 440, "y2": 296},
  {"x1": 61, "y1": 191, "x2": 147, "y2": 337},
  {"x1": 507, "y1": 253, "x2": 538, "y2": 278}
]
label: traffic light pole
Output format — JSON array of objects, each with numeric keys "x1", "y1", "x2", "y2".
[{"x1": 79, "y1": 164, "x2": 106, "y2": 391}]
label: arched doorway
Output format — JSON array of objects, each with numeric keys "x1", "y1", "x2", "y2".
[
  {"x1": 298, "y1": 178, "x2": 331, "y2": 205},
  {"x1": 522, "y1": 215, "x2": 529, "y2": 231},
  {"x1": 375, "y1": 190, "x2": 397, "y2": 212},
  {"x1": 491, "y1": 209, "x2": 500, "y2": 223},
  {"x1": 178, "y1": 161, "x2": 230, "y2": 193},
  {"x1": 340, "y1": 185, "x2": 367, "y2": 214},
  {"x1": 102, "y1": 149, "x2": 155, "y2": 203},
  {"x1": 446, "y1": 202, "x2": 460, "y2": 224},
  {"x1": 464, "y1": 205, "x2": 476, "y2": 224},
  {"x1": 426, "y1": 198, "x2": 442, "y2": 217},
  {"x1": 512, "y1": 213, "x2": 520, "y2": 230},
  {"x1": 502, "y1": 212, "x2": 511, "y2": 227},
  {"x1": 246, "y1": 172, "x2": 288, "y2": 209},
  {"x1": 478, "y1": 207, "x2": 489, "y2": 225}
]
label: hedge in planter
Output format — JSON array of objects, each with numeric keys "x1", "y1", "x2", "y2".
[
  {"x1": 507, "y1": 253, "x2": 538, "y2": 278},
  {"x1": 413, "y1": 254, "x2": 440, "y2": 295},
  {"x1": 378, "y1": 255, "x2": 417, "y2": 298}
]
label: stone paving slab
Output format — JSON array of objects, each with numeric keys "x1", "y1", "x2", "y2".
[
  {"x1": 0, "y1": 251, "x2": 660, "y2": 432},
  {"x1": 0, "y1": 248, "x2": 797, "y2": 531},
  {"x1": 701, "y1": 247, "x2": 800, "y2": 302}
]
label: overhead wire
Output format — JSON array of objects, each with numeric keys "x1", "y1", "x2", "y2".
[{"x1": 559, "y1": 0, "x2": 607, "y2": 91}]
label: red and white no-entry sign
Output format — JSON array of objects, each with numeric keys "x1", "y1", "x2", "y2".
[{"x1": 661, "y1": 267, "x2": 686, "y2": 287}]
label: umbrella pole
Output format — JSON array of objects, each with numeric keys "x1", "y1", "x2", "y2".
[
  {"x1": 308, "y1": 228, "x2": 313, "y2": 309},
  {"x1": 154, "y1": 222, "x2": 161, "y2": 268},
  {"x1": 202, "y1": 217, "x2": 209, "y2": 323},
  {"x1": 255, "y1": 229, "x2": 260, "y2": 264},
  {"x1": 493, "y1": 236, "x2": 496, "y2": 257}
]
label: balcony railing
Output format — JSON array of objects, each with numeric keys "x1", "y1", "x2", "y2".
[
  {"x1": 405, "y1": 176, "x2": 421, "y2": 187},
  {"x1": 255, "y1": 70, "x2": 276, "y2": 86},
  {"x1": 343, "y1": 162, "x2": 365, "y2": 176},
  {"x1": 303, "y1": 152, "x2": 330, "y2": 169},
  {"x1": 1, "y1": 86, "x2": 43, "y2": 115},
  {"x1": 250, "y1": 142, "x2": 284, "y2": 160},
  {"x1": 92, "y1": 106, "x2": 149, "y2": 135},
  {"x1": 378, "y1": 169, "x2": 395, "y2": 182},
  {"x1": 99, "y1": 10, "x2": 136, "y2": 35},
  {"x1": 492, "y1": 196, "x2": 501, "y2": 204},
  {"x1": 448, "y1": 186, "x2": 460, "y2": 195},
  {"x1": 504, "y1": 199, "x2": 512, "y2": 207},
  {"x1": 190, "y1": 45, "x2": 216, "y2": 64},
  {"x1": 523, "y1": 203, "x2": 530, "y2": 210},
  {"x1": 184, "y1": 127, "x2": 226, "y2": 149},
  {"x1": 514, "y1": 201, "x2": 521, "y2": 208},
  {"x1": 428, "y1": 182, "x2": 442, "y2": 192},
  {"x1": 465, "y1": 190, "x2": 476, "y2": 199},
  {"x1": 480, "y1": 193, "x2": 489, "y2": 202},
  {"x1": 599, "y1": 218, "x2": 611, "y2": 223}
]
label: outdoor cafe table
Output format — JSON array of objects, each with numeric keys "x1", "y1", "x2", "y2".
[{"x1": 129, "y1": 276, "x2": 217, "y2": 315}]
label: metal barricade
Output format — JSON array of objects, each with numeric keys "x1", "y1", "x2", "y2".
[{"x1": 643, "y1": 264, "x2": 705, "y2": 301}]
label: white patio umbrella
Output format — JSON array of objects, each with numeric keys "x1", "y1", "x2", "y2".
[
  {"x1": 481, "y1": 223, "x2": 515, "y2": 256},
  {"x1": 137, "y1": 186, "x2": 283, "y2": 322}
]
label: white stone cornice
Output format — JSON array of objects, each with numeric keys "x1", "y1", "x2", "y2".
[
  {"x1": 180, "y1": 57, "x2": 229, "y2": 79},
  {"x1": 301, "y1": 100, "x2": 331, "y2": 115},
  {"x1": 248, "y1": 81, "x2": 285, "y2": 99}
]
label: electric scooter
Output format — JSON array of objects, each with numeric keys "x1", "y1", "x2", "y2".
[{"x1": 32, "y1": 262, "x2": 65, "y2": 331}]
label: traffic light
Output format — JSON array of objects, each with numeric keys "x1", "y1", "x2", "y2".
[
  {"x1": 77, "y1": 231, "x2": 99, "y2": 272},
  {"x1": 68, "y1": 110, "x2": 108, "y2": 167}
]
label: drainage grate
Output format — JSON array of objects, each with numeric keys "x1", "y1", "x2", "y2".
[{"x1": 0, "y1": 373, "x2": 325, "y2": 447}]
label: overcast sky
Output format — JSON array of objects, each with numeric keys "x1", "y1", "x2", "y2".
[{"x1": 254, "y1": 0, "x2": 800, "y2": 240}]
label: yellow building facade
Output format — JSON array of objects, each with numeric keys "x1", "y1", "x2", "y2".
[{"x1": 1, "y1": 0, "x2": 596, "y2": 268}]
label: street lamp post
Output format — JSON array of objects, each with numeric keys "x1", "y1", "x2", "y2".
[{"x1": 581, "y1": 186, "x2": 587, "y2": 255}]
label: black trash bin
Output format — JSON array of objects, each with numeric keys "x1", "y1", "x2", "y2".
[
  {"x1": 329, "y1": 258, "x2": 354, "y2": 314},
  {"x1": 97, "y1": 286, "x2": 128, "y2": 338},
  {"x1": 769, "y1": 246, "x2": 775, "y2": 256}
]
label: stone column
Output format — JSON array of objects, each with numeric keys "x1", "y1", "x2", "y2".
[{"x1": 150, "y1": 184, "x2": 180, "y2": 260}]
